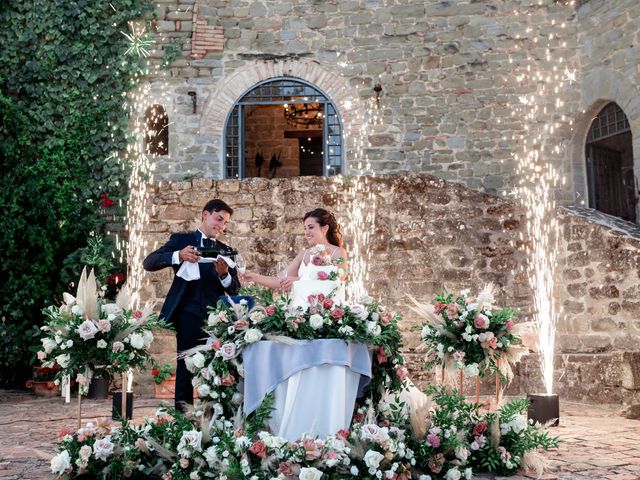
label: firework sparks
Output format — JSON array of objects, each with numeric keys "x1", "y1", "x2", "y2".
[{"x1": 122, "y1": 23, "x2": 154, "y2": 58}]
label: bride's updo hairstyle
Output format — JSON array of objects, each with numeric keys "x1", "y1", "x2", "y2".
[{"x1": 303, "y1": 208, "x2": 343, "y2": 247}]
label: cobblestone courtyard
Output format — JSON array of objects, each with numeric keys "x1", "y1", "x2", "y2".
[{"x1": 0, "y1": 390, "x2": 638, "y2": 480}]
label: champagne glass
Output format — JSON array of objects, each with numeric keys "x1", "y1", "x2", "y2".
[
  {"x1": 235, "y1": 253, "x2": 246, "y2": 274},
  {"x1": 276, "y1": 261, "x2": 288, "y2": 283}
]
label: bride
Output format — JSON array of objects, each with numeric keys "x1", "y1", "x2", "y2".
[{"x1": 242, "y1": 208, "x2": 348, "y2": 293}]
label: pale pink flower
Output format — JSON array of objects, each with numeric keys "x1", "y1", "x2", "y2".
[
  {"x1": 380, "y1": 311, "x2": 393, "y2": 326},
  {"x1": 445, "y1": 303, "x2": 460, "y2": 318},
  {"x1": 112, "y1": 342, "x2": 124, "y2": 352},
  {"x1": 396, "y1": 367, "x2": 408, "y2": 380},
  {"x1": 218, "y1": 343, "x2": 237, "y2": 360},
  {"x1": 427, "y1": 433, "x2": 440, "y2": 448},
  {"x1": 474, "y1": 314, "x2": 489, "y2": 329},
  {"x1": 96, "y1": 319, "x2": 111, "y2": 333}
]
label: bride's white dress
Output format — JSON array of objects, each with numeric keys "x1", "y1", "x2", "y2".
[{"x1": 264, "y1": 256, "x2": 363, "y2": 441}]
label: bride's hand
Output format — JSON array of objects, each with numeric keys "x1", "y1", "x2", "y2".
[
  {"x1": 280, "y1": 276, "x2": 297, "y2": 292},
  {"x1": 241, "y1": 271, "x2": 256, "y2": 283}
]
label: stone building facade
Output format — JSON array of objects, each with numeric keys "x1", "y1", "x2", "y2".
[{"x1": 135, "y1": 0, "x2": 640, "y2": 403}]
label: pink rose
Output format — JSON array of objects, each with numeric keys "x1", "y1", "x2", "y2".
[
  {"x1": 312, "y1": 255, "x2": 324, "y2": 266},
  {"x1": 133, "y1": 310, "x2": 143, "y2": 319},
  {"x1": 396, "y1": 367, "x2": 407, "y2": 380},
  {"x1": 428, "y1": 453, "x2": 444, "y2": 473},
  {"x1": 220, "y1": 375, "x2": 235, "y2": 387},
  {"x1": 380, "y1": 311, "x2": 393, "y2": 326},
  {"x1": 317, "y1": 271, "x2": 329, "y2": 280},
  {"x1": 234, "y1": 319, "x2": 249, "y2": 330},
  {"x1": 330, "y1": 308, "x2": 345, "y2": 320},
  {"x1": 483, "y1": 337, "x2": 498, "y2": 349},
  {"x1": 376, "y1": 346, "x2": 388, "y2": 364},
  {"x1": 505, "y1": 319, "x2": 514, "y2": 331},
  {"x1": 96, "y1": 319, "x2": 111, "y2": 333},
  {"x1": 180, "y1": 458, "x2": 189, "y2": 469},
  {"x1": 445, "y1": 303, "x2": 459, "y2": 318},
  {"x1": 452, "y1": 351, "x2": 465, "y2": 362},
  {"x1": 112, "y1": 341, "x2": 124, "y2": 352},
  {"x1": 336, "y1": 429, "x2": 350, "y2": 440},
  {"x1": 219, "y1": 343, "x2": 237, "y2": 359},
  {"x1": 266, "y1": 305, "x2": 277, "y2": 316},
  {"x1": 323, "y1": 297, "x2": 334, "y2": 309},
  {"x1": 433, "y1": 302, "x2": 446, "y2": 315},
  {"x1": 211, "y1": 339, "x2": 222, "y2": 350},
  {"x1": 279, "y1": 461, "x2": 301, "y2": 477},
  {"x1": 249, "y1": 440, "x2": 267, "y2": 458},
  {"x1": 473, "y1": 422, "x2": 488, "y2": 436},
  {"x1": 474, "y1": 314, "x2": 489, "y2": 329}
]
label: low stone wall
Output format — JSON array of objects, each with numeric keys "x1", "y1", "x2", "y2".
[{"x1": 138, "y1": 175, "x2": 640, "y2": 405}]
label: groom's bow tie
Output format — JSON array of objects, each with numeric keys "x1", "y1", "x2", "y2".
[{"x1": 202, "y1": 237, "x2": 215, "y2": 248}]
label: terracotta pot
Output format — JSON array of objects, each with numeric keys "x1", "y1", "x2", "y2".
[
  {"x1": 154, "y1": 374, "x2": 176, "y2": 399},
  {"x1": 26, "y1": 380, "x2": 59, "y2": 397}
]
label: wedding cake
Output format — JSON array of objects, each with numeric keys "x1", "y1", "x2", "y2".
[{"x1": 290, "y1": 263, "x2": 345, "y2": 311}]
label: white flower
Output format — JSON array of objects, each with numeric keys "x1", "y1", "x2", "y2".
[
  {"x1": 366, "y1": 322, "x2": 381, "y2": 336},
  {"x1": 101, "y1": 303, "x2": 123, "y2": 316},
  {"x1": 419, "y1": 476, "x2": 432, "y2": 480},
  {"x1": 421, "y1": 325, "x2": 432, "y2": 338},
  {"x1": 62, "y1": 292, "x2": 76, "y2": 306},
  {"x1": 476, "y1": 286, "x2": 494, "y2": 308},
  {"x1": 359, "y1": 295, "x2": 374, "y2": 305},
  {"x1": 71, "y1": 304, "x2": 84, "y2": 316},
  {"x1": 50, "y1": 450, "x2": 71, "y2": 474},
  {"x1": 455, "y1": 446, "x2": 469, "y2": 462},
  {"x1": 309, "y1": 314, "x2": 324, "y2": 330},
  {"x1": 112, "y1": 341, "x2": 124, "y2": 352},
  {"x1": 93, "y1": 436, "x2": 115, "y2": 461},
  {"x1": 244, "y1": 328, "x2": 263, "y2": 343},
  {"x1": 55, "y1": 354, "x2": 70, "y2": 369},
  {"x1": 338, "y1": 325, "x2": 354, "y2": 336},
  {"x1": 203, "y1": 446, "x2": 218, "y2": 468},
  {"x1": 445, "y1": 468, "x2": 461, "y2": 480},
  {"x1": 197, "y1": 384, "x2": 211, "y2": 397},
  {"x1": 79, "y1": 445, "x2": 92, "y2": 462},
  {"x1": 364, "y1": 450, "x2": 385, "y2": 471},
  {"x1": 371, "y1": 312, "x2": 380, "y2": 322},
  {"x1": 350, "y1": 304, "x2": 369, "y2": 321},
  {"x1": 299, "y1": 467, "x2": 323, "y2": 480},
  {"x1": 77, "y1": 320, "x2": 99, "y2": 340},
  {"x1": 177, "y1": 430, "x2": 203, "y2": 458},
  {"x1": 42, "y1": 338, "x2": 57, "y2": 354},
  {"x1": 463, "y1": 363, "x2": 479, "y2": 377},
  {"x1": 464, "y1": 468, "x2": 473, "y2": 480},
  {"x1": 143, "y1": 330, "x2": 154, "y2": 348},
  {"x1": 249, "y1": 311, "x2": 265, "y2": 323},
  {"x1": 129, "y1": 333, "x2": 145, "y2": 349},
  {"x1": 350, "y1": 465, "x2": 359, "y2": 476},
  {"x1": 191, "y1": 352, "x2": 206, "y2": 369},
  {"x1": 96, "y1": 339, "x2": 108, "y2": 349},
  {"x1": 218, "y1": 343, "x2": 237, "y2": 360},
  {"x1": 66, "y1": 340, "x2": 73, "y2": 348}
]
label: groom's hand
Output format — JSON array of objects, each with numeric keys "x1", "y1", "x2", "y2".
[
  {"x1": 179, "y1": 246, "x2": 201, "y2": 263},
  {"x1": 214, "y1": 258, "x2": 229, "y2": 277}
]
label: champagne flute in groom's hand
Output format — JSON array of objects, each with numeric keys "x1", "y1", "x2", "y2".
[{"x1": 235, "y1": 253, "x2": 246, "y2": 274}]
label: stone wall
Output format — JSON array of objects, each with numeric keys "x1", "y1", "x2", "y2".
[
  {"x1": 142, "y1": 0, "x2": 580, "y2": 201},
  {"x1": 139, "y1": 175, "x2": 640, "y2": 403}
]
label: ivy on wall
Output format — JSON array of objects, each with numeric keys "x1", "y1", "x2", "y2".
[{"x1": 0, "y1": 0, "x2": 156, "y2": 384}]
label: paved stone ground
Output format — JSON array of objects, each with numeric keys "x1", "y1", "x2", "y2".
[{"x1": 0, "y1": 390, "x2": 638, "y2": 480}]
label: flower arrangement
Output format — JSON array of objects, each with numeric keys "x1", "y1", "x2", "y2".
[
  {"x1": 152, "y1": 363, "x2": 174, "y2": 385},
  {"x1": 309, "y1": 244, "x2": 347, "y2": 280},
  {"x1": 183, "y1": 286, "x2": 405, "y2": 420},
  {"x1": 416, "y1": 285, "x2": 531, "y2": 380},
  {"x1": 51, "y1": 387, "x2": 558, "y2": 480},
  {"x1": 36, "y1": 267, "x2": 171, "y2": 393}
]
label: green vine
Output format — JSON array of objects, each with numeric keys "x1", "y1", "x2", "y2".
[{"x1": 0, "y1": 0, "x2": 158, "y2": 385}]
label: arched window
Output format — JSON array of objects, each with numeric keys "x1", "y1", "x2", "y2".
[
  {"x1": 145, "y1": 104, "x2": 169, "y2": 156},
  {"x1": 224, "y1": 78, "x2": 343, "y2": 179},
  {"x1": 586, "y1": 102, "x2": 635, "y2": 222}
]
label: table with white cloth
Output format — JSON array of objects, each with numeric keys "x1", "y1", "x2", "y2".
[{"x1": 242, "y1": 339, "x2": 373, "y2": 441}]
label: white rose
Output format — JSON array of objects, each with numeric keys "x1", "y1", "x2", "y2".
[
  {"x1": 191, "y1": 352, "x2": 206, "y2": 369},
  {"x1": 218, "y1": 343, "x2": 237, "y2": 360},
  {"x1": 129, "y1": 333, "x2": 145, "y2": 349},
  {"x1": 249, "y1": 311, "x2": 265, "y2": 323},
  {"x1": 207, "y1": 312, "x2": 219, "y2": 326},
  {"x1": 419, "y1": 476, "x2": 432, "y2": 480},
  {"x1": 96, "y1": 339, "x2": 107, "y2": 349},
  {"x1": 42, "y1": 338, "x2": 57, "y2": 354},
  {"x1": 184, "y1": 356, "x2": 195, "y2": 372},
  {"x1": 364, "y1": 450, "x2": 384, "y2": 471},
  {"x1": 197, "y1": 383, "x2": 211, "y2": 397},
  {"x1": 93, "y1": 436, "x2": 115, "y2": 461},
  {"x1": 177, "y1": 430, "x2": 203, "y2": 458},
  {"x1": 55, "y1": 354, "x2": 70, "y2": 369},
  {"x1": 244, "y1": 328, "x2": 263, "y2": 343},
  {"x1": 299, "y1": 467, "x2": 323, "y2": 480},
  {"x1": 463, "y1": 363, "x2": 479, "y2": 377},
  {"x1": 350, "y1": 466, "x2": 359, "y2": 476},
  {"x1": 366, "y1": 322, "x2": 381, "y2": 336},
  {"x1": 350, "y1": 304, "x2": 369, "y2": 321},
  {"x1": 455, "y1": 446, "x2": 469, "y2": 462},
  {"x1": 338, "y1": 325, "x2": 354, "y2": 336},
  {"x1": 445, "y1": 468, "x2": 461, "y2": 480},
  {"x1": 71, "y1": 304, "x2": 84, "y2": 316},
  {"x1": 143, "y1": 330, "x2": 154, "y2": 348},
  {"x1": 101, "y1": 303, "x2": 123, "y2": 316},
  {"x1": 77, "y1": 320, "x2": 99, "y2": 341},
  {"x1": 66, "y1": 340, "x2": 73, "y2": 348},
  {"x1": 511, "y1": 414, "x2": 528, "y2": 433},
  {"x1": 203, "y1": 446, "x2": 218, "y2": 468},
  {"x1": 309, "y1": 314, "x2": 324, "y2": 330},
  {"x1": 464, "y1": 468, "x2": 472, "y2": 480},
  {"x1": 79, "y1": 445, "x2": 92, "y2": 462},
  {"x1": 371, "y1": 312, "x2": 380, "y2": 322},
  {"x1": 50, "y1": 450, "x2": 71, "y2": 475},
  {"x1": 359, "y1": 295, "x2": 374, "y2": 305}
]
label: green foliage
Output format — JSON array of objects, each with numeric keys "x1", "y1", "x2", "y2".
[
  {"x1": 0, "y1": 0, "x2": 154, "y2": 385},
  {"x1": 0, "y1": 318, "x2": 41, "y2": 385}
]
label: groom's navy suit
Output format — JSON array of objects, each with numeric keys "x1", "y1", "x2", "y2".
[{"x1": 143, "y1": 231, "x2": 240, "y2": 409}]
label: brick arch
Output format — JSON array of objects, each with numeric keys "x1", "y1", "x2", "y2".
[
  {"x1": 571, "y1": 67, "x2": 640, "y2": 207},
  {"x1": 200, "y1": 61, "x2": 357, "y2": 136}
]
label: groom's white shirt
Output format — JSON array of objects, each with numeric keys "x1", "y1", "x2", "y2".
[{"x1": 172, "y1": 229, "x2": 232, "y2": 287}]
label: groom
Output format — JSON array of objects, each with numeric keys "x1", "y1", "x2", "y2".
[{"x1": 143, "y1": 198, "x2": 240, "y2": 411}]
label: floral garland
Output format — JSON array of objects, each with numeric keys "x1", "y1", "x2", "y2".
[
  {"x1": 416, "y1": 285, "x2": 530, "y2": 380},
  {"x1": 50, "y1": 386, "x2": 558, "y2": 480},
  {"x1": 37, "y1": 268, "x2": 171, "y2": 392},
  {"x1": 183, "y1": 286, "x2": 405, "y2": 421}
]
